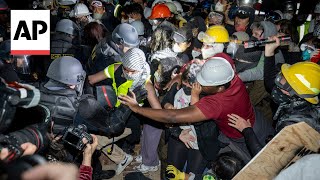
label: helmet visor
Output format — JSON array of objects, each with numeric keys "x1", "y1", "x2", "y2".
[{"x1": 13, "y1": 55, "x2": 31, "y2": 74}]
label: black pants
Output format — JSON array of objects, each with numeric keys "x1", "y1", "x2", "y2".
[{"x1": 167, "y1": 137, "x2": 207, "y2": 174}]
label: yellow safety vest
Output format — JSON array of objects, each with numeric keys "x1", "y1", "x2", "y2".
[{"x1": 104, "y1": 63, "x2": 134, "y2": 107}]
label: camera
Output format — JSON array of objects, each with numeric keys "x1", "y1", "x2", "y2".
[
  {"x1": 0, "y1": 123, "x2": 50, "y2": 162},
  {"x1": 62, "y1": 124, "x2": 93, "y2": 151}
]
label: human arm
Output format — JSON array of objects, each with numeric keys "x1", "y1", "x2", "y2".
[
  {"x1": 238, "y1": 55, "x2": 264, "y2": 82},
  {"x1": 88, "y1": 71, "x2": 106, "y2": 85},
  {"x1": 227, "y1": 114, "x2": 262, "y2": 156},
  {"x1": 22, "y1": 163, "x2": 78, "y2": 180},
  {"x1": 191, "y1": 82, "x2": 202, "y2": 105},
  {"x1": 0, "y1": 143, "x2": 37, "y2": 161},
  {"x1": 88, "y1": 64, "x2": 120, "y2": 85},
  {"x1": 118, "y1": 92, "x2": 208, "y2": 124},
  {"x1": 145, "y1": 80, "x2": 162, "y2": 109},
  {"x1": 264, "y1": 36, "x2": 281, "y2": 94},
  {"x1": 79, "y1": 134, "x2": 98, "y2": 180}
]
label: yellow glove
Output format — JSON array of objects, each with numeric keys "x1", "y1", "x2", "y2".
[{"x1": 166, "y1": 165, "x2": 185, "y2": 180}]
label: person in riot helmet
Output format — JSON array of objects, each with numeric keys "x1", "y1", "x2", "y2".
[
  {"x1": 51, "y1": 19, "x2": 90, "y2": 65},
  {"x1": 0, "y1": 40, "x2": 36, "y2": 83},
  {"x1": 86, "y1": 23, "x2": 140, "y2": 85},
  {"x1": 38, "y1": 56, "x2": 86, "y2": 134}
]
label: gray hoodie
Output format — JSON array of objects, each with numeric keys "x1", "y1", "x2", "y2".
[{"x1": 239, "y1": 21, "x2": 285, "y2": 82}]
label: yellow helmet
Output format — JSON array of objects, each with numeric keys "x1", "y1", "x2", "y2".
[
  {"x1": 198, "y1": 25, "x2": 229, "y2": 44},
  {"x1": 281, "y1": 62, "x2": 320, "y2": 104}
]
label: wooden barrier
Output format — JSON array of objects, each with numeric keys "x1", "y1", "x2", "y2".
[{"x1": 233, "y1": 122, "x2": 320, "y2": 180}]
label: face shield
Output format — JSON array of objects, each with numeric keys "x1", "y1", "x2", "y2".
[
  {"x1": 13, "y1": 55, "x2": 31, "y2": 75},
  {"x1": 75, "y1": 70, "x2": 86, "y2": 96}
]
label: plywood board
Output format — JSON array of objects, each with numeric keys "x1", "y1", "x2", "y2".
[{"x1": 233, "y1": 122, "x2": 320, "y2": 180}]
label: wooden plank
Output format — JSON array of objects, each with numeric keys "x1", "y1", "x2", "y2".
[{"x1": 233, "y1": 122, "x2": 320, "y2": 180}]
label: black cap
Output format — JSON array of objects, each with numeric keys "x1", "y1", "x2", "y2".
[{"x1": 236, "y1": 6, "x2": 255, "y2": 19}]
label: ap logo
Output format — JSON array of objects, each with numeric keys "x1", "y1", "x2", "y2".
[{"x1": 11, "y1": 10, "x2": 50, "y2": 55}]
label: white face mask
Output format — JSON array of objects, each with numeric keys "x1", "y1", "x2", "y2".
[
  {"x1": 128, "y1": 18, "x2": 135, "y2": 23},
  {"x1": 192, "y1": 50, "x2": 201, "y2": 59},
  {"x1": 172, "y1": 43, "x2": 183, "y2": 53},
  {"x1": 121, "y1": 18, "x2": 128, "y2": 24},
  {"x1": 226, "y1": 42, "x2": 239, "y2": 58},
  {"x1": 215, "y1": 1, "x2": 224, "y2": 12},
  {"x1": 201, "y1": 43, "x2": 224, "y2": 59},
  {"x1": 93, "y1": 13, "x2": 103, "y2": 20}
]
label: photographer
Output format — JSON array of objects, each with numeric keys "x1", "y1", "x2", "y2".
[{"x1": 21, "y1": 134, "x2": 99, "y2": 180}]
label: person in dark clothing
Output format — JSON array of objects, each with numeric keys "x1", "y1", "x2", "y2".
[
  {"x1": 86, "y1": 23, "x2": 140, "y2": 86},
  {"x1": 0, "y1": 40, "x2": 20, "y2": 82},
  {"x1": 263, "y1": 36, "x2": 320, "y2": 133},
  {"x1": 91, "y1": 0, "x2": 120, "y2": 33},
  {"x1": 51, "y1": 19, "x2": 90, "y2": 66},
  {"x1": 225, "y1": 6, "x2": 255, "y2": 37},
  {"x1": 127, "y1": 3, "x2": 152, "y2": 38},
  {"x1": 0, "y1": 0, "x2": 9, "y2": 42}
]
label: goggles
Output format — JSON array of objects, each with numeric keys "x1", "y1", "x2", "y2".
[
  {"x1": 275, "y1": 73, "x2": 317, "y2": 99},
  {"x1": 91, "y1": 1, "x2": 103, "y2": 7}
]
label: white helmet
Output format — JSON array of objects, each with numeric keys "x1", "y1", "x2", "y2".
[
  {"x1": 196, "y1": 57, "x2": 235, "y2": 86},
  {"x1": 58, "y1": 0, "x2": 78, "y2": 6},
  {"x1": 165, "y1": 2, "x2": 178, "y2": 14},
  {"x1": 173, "y1": 1, "x2": 183, "y2": 13},
  {"x1": 73, "y1": 3, "x2": 91, "y2": 17},
  {"x1": 130, "y1": 20, "x2": 145, "y2": 36},
  {"x1": 152, "y1": 0, "x2": 172, "y2": 8},
  {"x1": 180, "y1": 0, "x2": 198, "y2": 4}
]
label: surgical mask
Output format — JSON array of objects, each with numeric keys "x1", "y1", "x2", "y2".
[
  {"x1": 121, "y1": 18, "x2": 128, "y2": 24},
  {"x1": 93, "y1": 13, "x2": 103, "y2": 20},
  {"x1": 235, "y1": 25, "x2": 247, "y2": 32},
  {"x1": 215, "y1": 1, "x2": 224, "y2": 12},
  {"x1": 283, "y1": 13, "x2": 293, "y2": 20},
  {"x1": 128, "y1": 18, "x2": 135, "y2": 23},
  {"x1": 172, "y1": 43, "x2": 183, "y2": 53},
  {"x1": 192, "y1": 50, "x2": 201, "y2": 59},
  {"x1": 226, "y1": 42, "x2": 239, "y2": 58},
  {"x1": 201, "y1": 46, "x2": 216, "y2": 59}
]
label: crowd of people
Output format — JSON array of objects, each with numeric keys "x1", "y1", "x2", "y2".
[{"x1": 0, "y1": 0, "x2": 320, "y2": 179}]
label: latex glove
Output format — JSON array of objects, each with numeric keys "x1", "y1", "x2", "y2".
[{"x1": 166, "y1": 165, "x2": 185, "y2": 180}]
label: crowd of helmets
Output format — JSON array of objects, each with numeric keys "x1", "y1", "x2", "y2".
[{"x1": 0, "y1": 0, "x2": 320, "y2": 179}]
